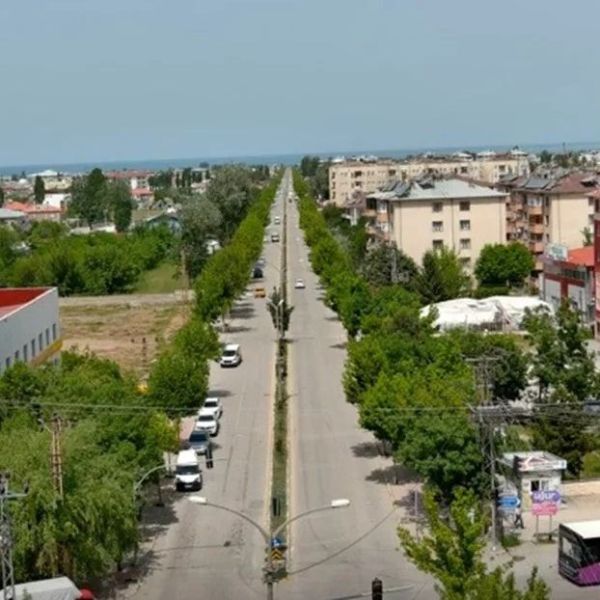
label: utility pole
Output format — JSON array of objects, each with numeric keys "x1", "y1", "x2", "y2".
[
  {"x1": 50, "y1": 415, "x2": 64, "y2": 498},
  {"x1": 467, "y1": 355, "x2": 502, "y2": 549},
  {"x1": 0, "y1": 473, "x2": 27, "y2": 600}
]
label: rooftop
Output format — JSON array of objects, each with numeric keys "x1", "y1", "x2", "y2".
[
  {"x1": 368, "y1": 176, "x2": 507, "y2": 201},
  {"x1": 567, "y1": 246, "x2": 594, "y2": 268},
  {"x1": 0, "y1": 288, "x2": 52, "y2": 319},
  {"x1": 500, "y1": 451, "x2": 567, "y2": 472}
]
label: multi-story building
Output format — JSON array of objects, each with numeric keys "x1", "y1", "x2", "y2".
[
  {"x1": 0, "y1": 288, "x2": 62, "y2": 375},
  {"x1": 365, "y1": 177, "x2": 507, "y2": 270},
  {"x1": 500, "y1": 171, "x2": 600, "y2": 271},
  {"x1": 329, "y1": 151, "x2": 529, "y2": 206}
]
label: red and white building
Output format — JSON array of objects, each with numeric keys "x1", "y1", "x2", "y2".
[
  {"x1": 0, "y1": 288, "x2": 61, "y2": 374},
  {"x1": 4, "y1": 201, "x2": 64, "y2": 222}
]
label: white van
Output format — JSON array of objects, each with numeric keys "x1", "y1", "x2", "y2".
[
  {"x1": 220, "y1": 343, "x2": 242, "y2": 367},
  {"x1": 175, "y1": 449, "x2": 202, "y2": 491}
]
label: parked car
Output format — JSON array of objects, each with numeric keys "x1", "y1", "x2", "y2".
[
  {"x1": 257, "y1": 257, "x2": 266, "y2": 267},
  {"x1": 175, "y1": 449, "x2": 202, "y2": 491},
  {"x1": 220, "y1": 343, "x2": 242, "y2": 367},
  {"x1": 203, "y1": 396, "x2": 223, "y2": 420},
  {"x1": 274, "y1": 216, "x2": 281, "y2": 224},
  {"x1": 188, "y1": 427, "x2": 212, "y2": 455},
  {"x1": 254, "y1": 286, "x2": 266, "y2": 298},
  {"x1": 252, "y1": 266, "x2": 264, "y2": 279},
  {"x1": 294, "y1": 278, "x2": 305, "y2": 289},
  {"x1": 196, "y1": 409, "x2": 219, "y2": 436},
  {"x1": 270, "y1": 232, "x2": 280, "y2": 242}
]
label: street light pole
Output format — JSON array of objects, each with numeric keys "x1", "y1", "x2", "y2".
[{"x1": 189, "y1": 496, "x2": 350, "y2": 600}]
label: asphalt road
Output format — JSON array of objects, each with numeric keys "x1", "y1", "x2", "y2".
[
  {"x1": 280, "y1": 199, "x2": 435, "y2": 600},
  {"x1": 126, "y1": 175, "x2": 290, "y2": 600}
]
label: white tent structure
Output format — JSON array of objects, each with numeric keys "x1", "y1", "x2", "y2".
[{"x1": 421, "y1": 296, "x2": 553, "y2": 332}]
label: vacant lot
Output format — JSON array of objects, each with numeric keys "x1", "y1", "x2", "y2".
[{"x1": 60, "y1": 297, "x2": 189, "y2": 378}]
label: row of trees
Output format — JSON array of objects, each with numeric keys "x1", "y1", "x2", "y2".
[
  {"x1": 148, "y1": 176, "x2": 280, "y2": 415},
  {"x1": 0, "y1": 221, "x2": 175, "y2": 295},
  {"x1": 294, "y1": 171, "x2": 551, "y2": 597}
]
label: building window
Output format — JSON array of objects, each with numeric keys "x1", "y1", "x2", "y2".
[
  {"x1": 432, "y1": 202, "x2": 443, "y2": 213},
  {"x1": 459, "y1": 201, "x2": 470, "y2": 211},
  {"x1": 23, "y1": 345, "x2": 28, "y2": 362},
  {"x1": 46, "y1": 328, "x2": 50, "y2": 346},
  {"x1": 15, "y1": 350, "x2": 20, "y2": 362},
  {"x1": 460, "y1": 238, "x2": 471, "y2": 250},
  {"x1": 39, "y1": 333, "x2": 43, "y2": 350},
  {"x1": 5, "y1": 357, "x2": 10, "y2": 370},
  {"x1": 432, "y1": 221, "x2": 443, "y2": 232},
  {"x1": 460, "y1": 220, "x2": 471, "y2": 231},
  {"x1": 460, "y1": 257, "x2": 471, "y2": 268},
  {"x1": 31, "y1": 339, "x2": 36, "y2": 357},
  {"x1": 460, "y1": 166, "x2": 468, "y2": 174},
  {"x1": 432, "y1": 240, "x2": 444, "y2": 250},
  {"x1": 52, "y1": 323, "x2": 57, "y2": 342}
]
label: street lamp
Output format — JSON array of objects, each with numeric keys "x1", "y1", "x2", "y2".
[{"x1": 188, "y1": 496, "x2": 351, "y2": 600}]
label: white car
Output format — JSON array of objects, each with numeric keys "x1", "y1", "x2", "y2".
[
  {"x1": 294, "y1": 278, "x2": 305, "y2": 289},
  {"x1": 202, "y1": 397, "x2": 223, "y2": 420},
  {"x1": 220, "y1": 343, "x2": 242, "y2": 367},
  {"x1": 196, "y1": 408, "x2": 219, "y2": 437}
]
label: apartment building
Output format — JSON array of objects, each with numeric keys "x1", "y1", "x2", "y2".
[
  {"x1": 329, "y1": 151, "x2": 529, "y2": 206},
  {"x1": 365, "y1": 177, "x2": 507, "y2": 270},
  {"x1": 500, "y1": 172, "x2": 600, "y2": 271}
]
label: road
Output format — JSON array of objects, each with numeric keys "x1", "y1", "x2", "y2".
[
  {"x1": 280, "y1": 197, "x2": 435, "y2": 600},
  {"x1": 126, "y1": 175, "x2": 290, "y2": 600}
]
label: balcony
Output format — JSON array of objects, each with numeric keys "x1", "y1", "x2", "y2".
[
  {"x1": 528, "y1": 205, "x2": 543, "y2": 216},
  {"x1": 530, "y1": 223, "x2": 544, "y2": 235},
  {"x1": 376, "y1": 212, "x2": 389, "y2": 224},
  {"x1": 529, "y1": 241, "x2": 544, "y2": 253},
  {"x1": 362, "y1": 208, "x2": 377, "y2": 219}
]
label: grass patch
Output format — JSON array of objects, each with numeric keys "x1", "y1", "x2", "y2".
[
  {"x1": 134, "y1": 261, "x2": 184, "y2": 294},
  {"x1": 502, "y1": 532, "x2": 522, "y2": 549}
]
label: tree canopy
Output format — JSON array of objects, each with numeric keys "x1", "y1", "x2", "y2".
[
  {"x1": 475, "y1": 243, "x2": 533, "y2": 289},
  {"x1": 416, "y1": 247, "x2": 471, "y2": 304}
]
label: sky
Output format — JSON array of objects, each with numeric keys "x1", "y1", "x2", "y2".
[{"x1": 1, "y1": 0, "x2": 600, "y2": 166}]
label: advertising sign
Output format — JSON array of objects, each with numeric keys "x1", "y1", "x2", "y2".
[{"x1": 531, "y1": 490, "x2": 560, "y2": 516}]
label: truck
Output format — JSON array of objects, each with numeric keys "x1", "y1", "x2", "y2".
[{"x1": 2, "y1": 577, "x2": 95, "y2": 600}]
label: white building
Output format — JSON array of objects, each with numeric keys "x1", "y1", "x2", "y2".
[{"x1": 0, "y1": 288, "x2": 61, "y2": 374}]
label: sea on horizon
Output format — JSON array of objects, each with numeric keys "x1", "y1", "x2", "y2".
[{"x1": 2, "y1": 141, "x2": 599, "y2": 177}]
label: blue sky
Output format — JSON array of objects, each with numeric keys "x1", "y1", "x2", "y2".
[{"x1": 1, "y1": 0, "x2": 599, "y2": 165}]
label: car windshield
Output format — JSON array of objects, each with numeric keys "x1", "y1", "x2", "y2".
[
  {"x1": 176, "y1": 465, "x2": 198, "y2": 475},
  {"x1": 223, "y1": 350, "x2": 236, "y2": 357},
  {"x1": 205, "y1": 400, "x2": 217, "y2": 407},
  {"x1": 198, "y1": 415, "x2": 213, "y2": 422},
  {"x1": 189, "y1": 431, "x2": 208, "y2": 443}
]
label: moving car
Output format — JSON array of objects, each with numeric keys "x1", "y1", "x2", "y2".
[
  {"x1": 294, "y1": 278, "x2": 305, "y2": 289},
  {"x1": 188, "y1": 427, "x2": 211, "y2": 455},
  {"x1": 254, "y1": 286, "x2": 266, "y2": 298},
  {"x1": 175, "y1": 449, "x2": 202, "y2": 491},
  {"x1": 196, "y1": 408, "x2": 219, "y2": 436},
  {"x1": 220, "y1": 343, "x2": 242, "y2": 367},
  {"x1": 274, "y1": 216, "x2": 281, "y2": 224},
  {"x1": 270, "y1": 232, "x2": 280, "y2": 242},
  {"x1": 203, "y1": 396, "x2": 223, "y2": 420},
  {"x1": 257, "y1": 257, "x2": 266, "y2": 267},
  {"x1": 252, "y1": 266, "x2": 264, "y2": 279}
]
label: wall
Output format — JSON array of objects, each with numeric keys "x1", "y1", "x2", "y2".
[
  {"x1": 0, "y1": 288, "x2": 61, "y2": 374},
  {"x1": 550, "y1": 193, "x2": 594, "y2": 248}
]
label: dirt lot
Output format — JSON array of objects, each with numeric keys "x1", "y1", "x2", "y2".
[{"x1": 60, "y1": 295, "x2": 190, "y2": 378}]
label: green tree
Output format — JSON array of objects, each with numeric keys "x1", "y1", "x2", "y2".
[
  {"x1": 107, "y1": 180, "x2": 134, "y2": 232},
  {"x1": 475, "y1": 243, "x2": 534, "y2": 289},
  {"x1": 0, "y1": 186, "x2": 5, "y2": 207},
  {"x1": 69, "y1": 168, "x2": 107, "y2": 226},
  {"x1": 417, "y1": 247, "x2": 471, "y2": 303},
  {"x1": 361, "y1": 242, "x2": 418, "y2": 288},
  {"x1": 582, "y1": 227, "x2": 593, "y2": 246},
  {"x1": 524, "y1": 303, "x2": 598, "y2": 476},
  {"x1": 398, "y1": 489, "x2": 550, "y2": 600},
  {"x1": 180, "y1": 195, "x2": 222, "y2": 280},
  {"x1": 33, "y1": 175, "x2": 45, "y2": 204}
]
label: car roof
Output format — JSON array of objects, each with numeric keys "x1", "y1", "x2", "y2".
[
  {"x1": 198, "y1": 408, "x2": 215, "y2": 417},
  {"x1": 177, "y1": 449, "x2": 198, "y2": 464},
  {"x1": 205, "y1": 396, "x2": 219, "y2": 402}
]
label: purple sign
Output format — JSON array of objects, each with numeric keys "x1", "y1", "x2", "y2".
[{"x1": 532, "y1": 490, "x2": 561, "y2": 504}]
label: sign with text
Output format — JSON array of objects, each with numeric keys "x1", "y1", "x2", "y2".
[
  {"x1": 532, "y1": 501, "x2": 559, "y2": 516},
  {"x1": 532, "y1": 490, "x2": 561, "y2": 504}
]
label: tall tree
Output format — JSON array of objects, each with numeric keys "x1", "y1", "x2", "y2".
[
  {"x1": 106, "y1": 180, "x2": 134, "y2": 232},
  {"x1": 398, "y1": 489, "x2": 550, "y2": 600},
  {"x1": 69, "y1": 168, "x2": 107, "y2": 227},
  {"x1": 0, "y1": 186, "x2": 4, "y2": 207},
  {"x1": 33, "y1": 175, "x2": 45, "y2": 204},
  {"x1": 416, "y1": 247, "x2": 471, "y2": 303},
  {"x1": 361, "y1": 243, "x2": 418, "y2": 288}
]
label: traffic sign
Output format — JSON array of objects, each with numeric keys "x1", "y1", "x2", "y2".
[
  {"x1": 271, "y1": 548, "x2": 284, "y2": 562},
  {"x1": 532, "y1": 490, "x2": 561, "y2": 504},
  {"x1": 271, "y1": 536, "x2": 285, "y2": 549},
  {"x1": 498, "y1": 495, "x2": 520, "y2": 508}
]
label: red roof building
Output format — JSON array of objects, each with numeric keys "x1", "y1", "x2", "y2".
[{"x1": 4, "y1": 201, "x2": 64, "y2": 222}]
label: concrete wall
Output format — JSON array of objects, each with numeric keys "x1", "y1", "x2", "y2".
[
  {"x1": 550, "y1": 193, "x2": 594, "y2": 248},
  {"x1": 0, "y1": 288, "x2": 61, "y2": 374}
]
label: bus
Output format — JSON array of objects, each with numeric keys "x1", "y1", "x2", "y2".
[{"x1": 559, "y1": 521, "x2": 600, "y2": 585}]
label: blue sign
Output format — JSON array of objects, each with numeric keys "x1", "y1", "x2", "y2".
[
  {"x1": 532, "y1": 490, "x2": 561, "y2": 504},
  {"x1": 498, "y1": 495, "x2": 520, "y2": 508},
  {"x1": 271, "y1": 537, "x2": 285, "y2": 549}
]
